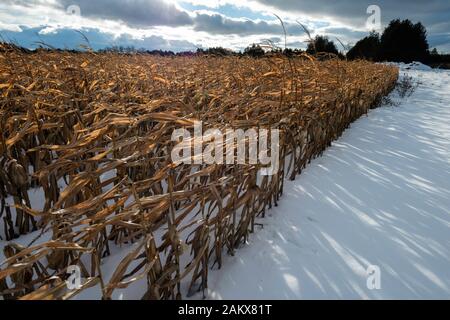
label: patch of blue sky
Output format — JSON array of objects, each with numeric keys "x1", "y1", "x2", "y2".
[
  {"x1": 0, "y1": 27, "x2": 199, "y2": 52},
  {"x1": 179, "y1": 2, "x2": 271, "y2": 20}
]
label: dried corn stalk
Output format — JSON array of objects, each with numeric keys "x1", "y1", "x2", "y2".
[{"x1": 0, "y1": 43, "x2": 398, "y2": 299}]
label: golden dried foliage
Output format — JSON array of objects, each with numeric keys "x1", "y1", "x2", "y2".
[{"x1": 0, "y1": 44, "x2": 398, "y2": 300}]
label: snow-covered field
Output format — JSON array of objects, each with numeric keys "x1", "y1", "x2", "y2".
[{"x1": 190, "y1": 63, "x2": 450, "y2": 300}]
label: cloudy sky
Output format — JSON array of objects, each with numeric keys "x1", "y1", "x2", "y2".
[{"x1": 1, "y1": 0, "x2": 449, "y2": 52}]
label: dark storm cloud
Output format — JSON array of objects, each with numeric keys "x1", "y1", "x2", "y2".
[
  {"x1": 6, "y1": 0, "x2": 306, "y2": 35},
  {"x1": 193, "y1": 13, "x2": 305, "y2": 35},
  {"x1": 255, "y1": 0, "x2": 450, "y2": 29},
  {"x1": 57, "y1": 0, "x2": 306, "y2": 36},
  {"x1": 57, "y1": 0, "x2": 193, "y2": 27},
  {"x1": 428, "y1": 34, "x2": 450, "y2": 48}
]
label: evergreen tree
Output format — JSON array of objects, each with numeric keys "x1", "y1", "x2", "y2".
[
  {"x1": 306, "y1": 36, "x2": 339, "y2": 55},
  {"x1": 347, "y1": 32, "x2": 380, "y2": 61},
  {"x1": 378, "y1": 19, "x2": 429, "y2": 63}
]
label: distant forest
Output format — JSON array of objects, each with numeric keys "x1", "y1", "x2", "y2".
[{"x1": 2, "y1": 19, "x2": 449, "y2": 69}]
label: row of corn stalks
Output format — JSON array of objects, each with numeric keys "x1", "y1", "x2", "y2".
[{"x1": 0, "y1": 44, "x2": 399, "y2": 299}]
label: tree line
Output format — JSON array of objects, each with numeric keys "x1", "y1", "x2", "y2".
[
  {"x1": 199, "y1": 19, "x2": 449, "y2": 68},
  {"x1": 245, "y1": 19, "x2": 449, "y2": 68},
  {"x1": 2, "y1": 18, "x2": 449, "y2": 68}
]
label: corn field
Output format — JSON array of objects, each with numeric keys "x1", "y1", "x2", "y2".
[{"x1": 0, "y1": 44, "x2": 399, "y2": 300}]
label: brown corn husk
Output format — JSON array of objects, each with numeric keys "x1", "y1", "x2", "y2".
[{"x1": 0, "y1": 44, "x2": 398, "y2": 300}]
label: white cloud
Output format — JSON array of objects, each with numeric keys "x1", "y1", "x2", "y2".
[{"x1": 0, "y1": 22, "x2": 23, "y2": 32}]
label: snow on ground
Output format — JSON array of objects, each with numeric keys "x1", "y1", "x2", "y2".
[{"x1": 190, "y1": 64, "x2": 450, "y2": 300}]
